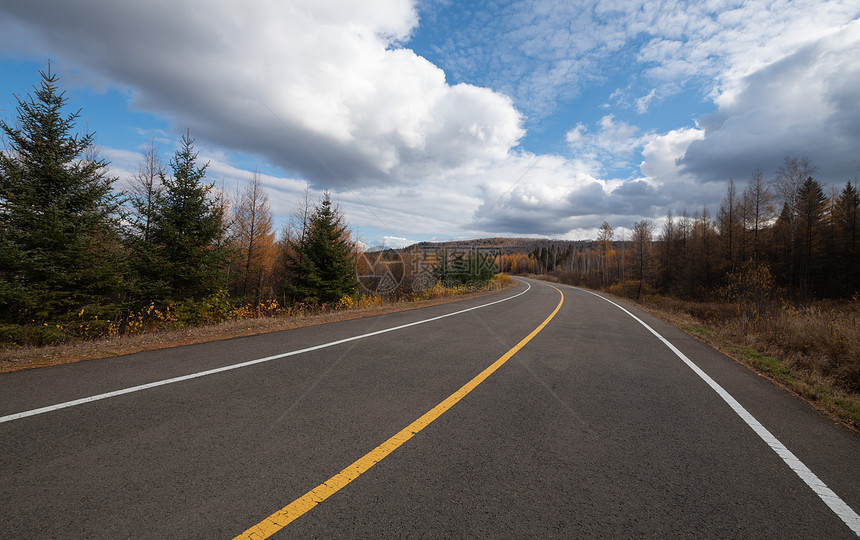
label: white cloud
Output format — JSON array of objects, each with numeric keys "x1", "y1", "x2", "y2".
[
  {"x1": 566, "y1": 115, "x2": 652, "y2": 173},
  {"x1": 380, "y1": 236, "x2": 413, "y2": 249},
  {"x1": 637, "y1": 126, "x2": 727, "y2": 212},
  {"x1": 0, "y1": 0, "x2": 523, "y2": 190},
  {"x1": 422, "y1": 0, "x2": 860, "y2": 121},
  {"x1": 640, "y1": 127, "x2": 704, "y2": 184},
  {"x1": 354, "y1": 240, "x2": 370, "y2": 252},
  {"x1": 635, "y1": 89, "x2": 658, "y2": 114},
  {"x1": 677, "y1": 20, "x2": 860, "y2": 184},
  {"x1": 629, "y1": 0, "x2": 860, "y2": 107}
]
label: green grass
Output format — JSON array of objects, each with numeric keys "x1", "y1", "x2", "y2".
[
  {"x1": 686, "y1": 325, "x2": 714, "y2": 336},
  {"x1": 742, "y1": 348, "x2": 790, "y2": 376},
  {"x1": 729, "y1": 345, "x2": 859, "y2": 428}
]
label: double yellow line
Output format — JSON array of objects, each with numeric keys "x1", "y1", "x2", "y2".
[{"x1": 236, "y1": 284, "x2": 564, "y2": 539}]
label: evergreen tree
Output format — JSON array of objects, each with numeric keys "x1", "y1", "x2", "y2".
[
  {"x1": 282, "y1": 193, "x2": 357, "y2": 305},
  {"x1": 433, "y1": 250, "x2": 497, "y2": 286},
  {"x1": 834, "y1": 180, "x2": 860, "y2": 294},
  {"x1": 795, "y1": 176, "x2": 826, "y2": 297},
  {"x1": 0, "y1": 65, "x2": 125, "y2": 328},
  {"x1": 772, "y1": 201, "x2": 795, "y2": 291},
  {"x1": 141, "y1": 131, "x2": 231, "y2": 302},
  {"x1": 772, "y1": 157, "x2": 818, "y2": 293}
]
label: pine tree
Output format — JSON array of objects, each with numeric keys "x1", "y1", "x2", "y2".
[
  {"x1": 142, "y1": 131, "x2": 231, "y2": 302},
  {"x1": 282, "y1": 193, "x2": 357, "y2": 305},
  {"x1": 772, "y1": 157, "x2": 818, "y2": 293},
  {"x1": 0, "y1": 65, "x2": 125, "y2": 329}
]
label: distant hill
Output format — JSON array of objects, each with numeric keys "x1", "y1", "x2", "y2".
[{"x1": 406, "y1": 237, "x2": 595, "y2": 254}]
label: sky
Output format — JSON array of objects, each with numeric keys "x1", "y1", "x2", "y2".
[{"x1": 1, "y1": 0, "x2": 859, "y2": 248}]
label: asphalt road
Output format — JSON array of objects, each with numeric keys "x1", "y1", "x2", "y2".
[{"x1": 1, "y1": 277, "x2": 859, "y2": 538}]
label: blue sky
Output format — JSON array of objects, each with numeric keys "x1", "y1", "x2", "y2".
[{"x1": 2, "y1": 0, "x2": 859, "y2": 247}]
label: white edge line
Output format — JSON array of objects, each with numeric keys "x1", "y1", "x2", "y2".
[
  {"x1": 1, "y1": 281, "x2": 532, "y2": 425},
  {"x1": 573, "y1": 286, "x2": 860, "y2": 536}
]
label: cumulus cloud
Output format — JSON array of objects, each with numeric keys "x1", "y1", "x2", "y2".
[
  {"x1": 677, "y1": 21, "x2": 860, "y2": 184},
  {"x1": 0, "y1": 0, "x2": 523, "y2": 189},
  {"x1": 463, "y1": 151, "x2": 675, "y2": 236},
  {"x1": 380, "y1": 236, "x2": 413, "y2": 249}
]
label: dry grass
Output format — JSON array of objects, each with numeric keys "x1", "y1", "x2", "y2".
[{"x1": 0, "y1": 276, "x2": 515, "y2": 374}]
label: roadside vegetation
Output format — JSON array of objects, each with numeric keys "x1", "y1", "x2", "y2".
[
  {"x1": 0, "y1": 274, "x2": 512, "y2": 374},
  {"x1": 0, "y1": 65, "x2": 506, "y2": 357}
]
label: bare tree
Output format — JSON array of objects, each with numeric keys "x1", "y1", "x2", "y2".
[
  {"x1": 292, "y1": 183, "x2": 313, "y2": 245},
  {"x1": 717, "y1": 177, "x2": 740, "y2": 272},
  {"x1": 232, "y1": 167, "x2": 276, "y2": 302},
  {"x1": 689, "y1": 207, "x2": 717, "y2": 297},
  {"x1": 128, "y1": 136, "x2": 164, "y2": 242},
  {"x1": 658, "y1": 210, "x2": 678, "y2": 292},
  {"x1": 630, "y1": 219, "x2": 652, "y2": 299},
  {"x1": 773, "y1": 157, "x2": 818, "y2": 211},
  {"x1": 742, "y1": 166, "x2": 773, "y2": 257},
  {"x1": 596, "y1": 220, "x2": 614, "y2": 286}
]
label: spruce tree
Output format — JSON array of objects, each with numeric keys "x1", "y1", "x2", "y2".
[
  {"x1": 282, "y1": 193, "x2": 357, "y2": 305},
  {"x1": 0, "y1": 65, "x2": 125, "y2": 329},
  {"x1": 142, "y1": 131, "x2": 230, "y2": 302},
  {"x1": 835, "y1": 181, "x2": 860, "y2": 294},
  {"x1": 795, "y1": 177, "x2": 826, "y2": 297}
]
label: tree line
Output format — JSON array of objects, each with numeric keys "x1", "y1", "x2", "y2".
[
  {"x1": 543, "y1": 159, "x2": 859, "y2": 301},
  {"x1": 0, "y1": 67, "x2": 357, "y2": 344}
]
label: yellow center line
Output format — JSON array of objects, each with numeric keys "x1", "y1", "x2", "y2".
[{"x1": 235, "y1": 284, "x2": 564, "y2": 540}]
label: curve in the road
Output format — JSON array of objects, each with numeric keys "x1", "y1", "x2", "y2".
[{"x1": 235, "y1": 284, "x2": 565, "y2": 540}]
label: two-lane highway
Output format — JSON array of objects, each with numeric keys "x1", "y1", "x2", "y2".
[{"x1": 1, "y1": 278, "x2": 858, "y2": 538}]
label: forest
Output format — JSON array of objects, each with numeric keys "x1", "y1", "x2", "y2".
[{"x1": 499, "y1": 161, "x2": 859, "y2": 302}]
